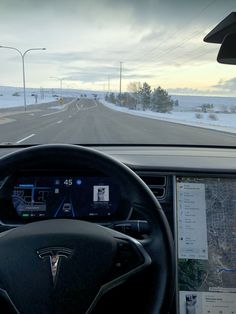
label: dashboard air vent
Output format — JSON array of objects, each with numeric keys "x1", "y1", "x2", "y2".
[{"x1": 136, "y1": 173, "x2": 167, "y2": 200}]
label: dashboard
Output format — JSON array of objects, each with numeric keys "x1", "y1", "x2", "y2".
[{"x1": 0, "y1": 145, "x2": 236, "y2": 314}]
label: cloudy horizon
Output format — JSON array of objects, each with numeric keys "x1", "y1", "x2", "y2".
[{"x1": 0, "y1": 0, "x2": 236, "y2": 96}]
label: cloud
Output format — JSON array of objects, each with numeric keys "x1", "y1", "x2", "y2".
[
  {"x1": 63, "y1": 68, "x2": 154, "y2": 83},
  {"x1": 28, "y1": 50, "x2": 130, "y2": 64},
  {"x1": 168, "y1": 85, "x2": 236, "y2": 97},
  {"x1": 212, "y1": 77, "x2": 236, "y2": 92},
  {"x1": 0, "y1": 0, "x2": 235, "y2": 90},
  {"x1": 167, "y1": 87, "x2": 213, "y2": 96},
  {"x1": 138, "y1": 29, "x2": 168, "y2": 45},
  {"x1": 0, "y1": 0, "x2": 232, "y2": 29}
]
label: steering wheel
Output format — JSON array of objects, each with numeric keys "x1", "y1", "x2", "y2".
[{"x1": 0, "y1": 144, "x2": 175, "y2": 314}]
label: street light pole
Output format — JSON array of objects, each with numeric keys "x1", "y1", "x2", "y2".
[
  {"x1": 60, "y1": 79, "x2": 63, "y2": 99},
  {"x1": 0, "y1": 46, "x2": 46, "y2": 111},
  {"x1": 50, "y1": 77, "x2": 64, "y2": 99},
  {"x1": 119, "y1": 61, "x2": 123, "y2": 106},
  {"x1": 22, "y1": 53, "x2": 27, "y2": 110}
]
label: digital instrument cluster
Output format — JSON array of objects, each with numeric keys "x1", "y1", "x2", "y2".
[{"x1": 12, "y1": 176, "x2": 121, "y2": 219}]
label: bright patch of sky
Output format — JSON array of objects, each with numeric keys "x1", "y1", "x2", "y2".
[{"x1": 0, "y1": 0, "x2": 236, "y2": 95}]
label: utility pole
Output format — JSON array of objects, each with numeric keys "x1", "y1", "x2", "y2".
[
  {"x1": 107, "y1": 75, "x2": 110, "y2": 94},
  {"x1": 40, "y1": 87, "x2": 44, "y2": 99},
  {"x1": 50, "y1": 77, "x2": 64, "y2": 100},
  {"x1": 119, "y1": 61, "x2": 123, "y2": 106},
  {"x1": 60, "y1": 79, "x2": 63, "y2": 99}
]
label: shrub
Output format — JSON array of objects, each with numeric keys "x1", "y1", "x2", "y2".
[
  {"x1": 208, "y1": 113, "x2": 218, "y2": 121},
  {"x1": 195, "y1": 113, "x2": 203, "y2": 119},
  {"x1": 230, "y1": 105, "x2": 236, "y2": 113},
  {"x1": 12, "y1": 92, "x2": 20, "y2": 96}
]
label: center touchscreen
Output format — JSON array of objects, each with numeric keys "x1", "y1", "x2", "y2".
[
  {"x1": 12, "y1": 176, "x2": 120, "y2": 218},
  {"x1": 176, "y1": 177, "x2": 236, "y2": 314}
]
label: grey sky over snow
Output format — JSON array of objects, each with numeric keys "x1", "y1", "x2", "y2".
[{"x1": 0, "y1": 0, "x2": 236, "y2": 95}]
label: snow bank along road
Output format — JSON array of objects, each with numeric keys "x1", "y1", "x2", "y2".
[{"x1": 0, "y1": 98, "x2": 236, "y2": 145}]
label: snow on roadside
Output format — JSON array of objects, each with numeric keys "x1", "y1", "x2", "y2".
[
  {"x1": 0, "y1": 94, "x2": 54, "y2": 109},
  {"x1": 101, "y1": 100, "x2": 236, "y2": 134}
]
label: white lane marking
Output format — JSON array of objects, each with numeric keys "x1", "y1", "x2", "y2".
[
  {"x1": 29, "y1": 113, "x2": 35, "y2": 116},
  {"x1": 69, "y1": 115, "x2": 72, "y2": 118},
  {"x1": 76, "y1": 103, "x2": 80, "y2": 111},
  {"x1": 41, "y1": 109, "x2": 67, "y2": 117},
  {"x1": 41, "y1": 99, "x2": 76, "y2": 117},
  {"x1": 56, "y1": 120, "x2": 63, "y2": 124},
  {"x1": 76, "y1": 101, "x2": 97, "y2": 112},
  {"x1": 42, "y1": 111, "x2": 62, "y2": 117},
  {"x1": 16, "y1": 133, "x2": 35, "y2": 144}
]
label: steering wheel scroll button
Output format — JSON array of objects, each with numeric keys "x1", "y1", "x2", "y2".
[{"x1": 108, "y1": 239, "x2": 147, "y2": 281}]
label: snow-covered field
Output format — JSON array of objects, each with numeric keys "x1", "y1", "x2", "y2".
[
  {"x1": 101, "y1": 100, "x2": 236, "y2": 134},
  {"x1": 0, "y1": 86, "x2": 55, "y2": 108},
  {"x1": 0, "y1": 86, "x2": 104, "y2": 109},
  {"x1": 0, "y1": 94, "x2": 55, "y2": 109},
  {"x1": 171, "y1": 94, "x2": 236, "y2": 111}
]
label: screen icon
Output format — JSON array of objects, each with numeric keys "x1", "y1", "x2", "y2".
[
  {"x1": 76, "y1": 179, "x2": 82, "y2": 185},
  {"x1": 93, "y1": 186, "x2": 109, "y2": 202},
  {"x1": 62, "y1": 203, "x2": 72, "y2": 213}
]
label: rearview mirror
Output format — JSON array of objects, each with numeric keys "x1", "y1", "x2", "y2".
[{"x1": 217, "y1": 33, "x2": 236, "y2": 64}]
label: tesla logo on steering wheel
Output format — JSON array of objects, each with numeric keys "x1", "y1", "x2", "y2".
[{"x1": 37, "y1": 247, "x2": 73, "y2": 286}]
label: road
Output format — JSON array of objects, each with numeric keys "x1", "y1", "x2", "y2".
[{"x1": 0, "y1": 98, "x2": 236, "y2": 145}]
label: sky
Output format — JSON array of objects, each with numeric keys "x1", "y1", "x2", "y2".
[{"x1": 0, "y1": 0, "x2": 236, "y2": 96}]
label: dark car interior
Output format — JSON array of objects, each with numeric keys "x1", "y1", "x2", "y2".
[{"x1": 0, "y1": 142, "x2": 236, "y2": 313}]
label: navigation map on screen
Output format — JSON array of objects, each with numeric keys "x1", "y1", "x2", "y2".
[{"x1": 176, "y1": 177, "x2": 236, "y2": 314}]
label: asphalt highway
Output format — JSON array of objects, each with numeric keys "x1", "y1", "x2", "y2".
[{"x1": 0, "y1": 98, "x2": 236, "y2": 145}]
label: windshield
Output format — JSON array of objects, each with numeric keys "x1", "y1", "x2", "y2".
[{"x1": 0, "y1": 0, "x2": 236, "y2": 146}]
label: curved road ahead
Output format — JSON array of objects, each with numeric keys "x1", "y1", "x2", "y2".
[{"x1": 0, "y1": 98, "x2": 236, "y2": 145}]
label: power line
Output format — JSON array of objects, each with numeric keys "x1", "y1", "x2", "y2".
[
  {"x1": 182, "y1": 49, "x2": 215, "y2": 65},
  {"x1": 126, "y1": 4, "x2": 235, "y2": 69},
  {"x1": 124, "y1": 7, "x2": 236, "y2": 84},
  {"x1": 125, "y1": 0, "x2": 219, "y2": 62},
  {"x1": 146, "y1": 5, "x2": 236, "y2": 64}
]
